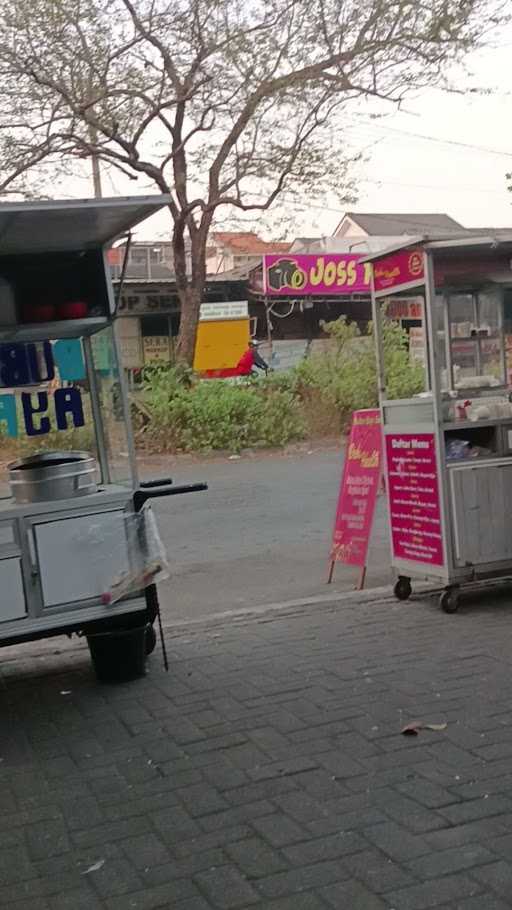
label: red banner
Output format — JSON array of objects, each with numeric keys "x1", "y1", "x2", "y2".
[
  {"x1": 331, "y1": 409, "x2": 381, "y2": 566},
  {"x1": 385, "y1": 432, "x2": 444, "y2": 566},
  {"x1": 373, "y1": 249, "x2": 425, "y2": 293}
]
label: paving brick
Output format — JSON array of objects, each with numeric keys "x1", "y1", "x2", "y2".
[
  {"x1": 177, "y1": 782, "x2": 229, "y2": 817},
  {"x1": 25, "y1": 818, "x2": 70, "y2": 860},
  {"x1": 321, "y1": 878, "x2": 388, "y2": 909},
  {"x1": 121, "y1": 832, "x2": 171, "y2": 870},
  {"x1": 48, "y1": 888, "x2": 103, "y2": 909},
  {"x1": 396, "y1": 778, "x2": 459, "y2": 809},
  {"x1": 150, "y1": 805, "x2": 200, "y2": 843},
  {"x1": 257, "y1": 860, "x2": 349, "y2": 898},
  {"x1": 283, "y1": 831, "x2": 366, "y2": 865},
  {"x1": 85, "y1": 855, "x2": 142, "y2": 898},
  {"x1": 342, "y1": 848, "x2": 415, "y2": 893},
  {"x1": 372, "y1": 788, "x2": 447, "y2": 833},
  {"x1": 363, "y1": 821, "x2": 431, "y2": 861},
  {"x1": 71, "y1": 816, "x2": 151, "y2": 848},
  {"x1": 252, "y1": 814, "x2": 309, "y2": 848},
  {"x1": 0, "y1": 846, "x2": 36, "y2": 887},
  {"x1": 265, "y1": 895, "x2": 328, "y2": 910},
  {"x1": 425, "y1": 817, "x2": 512, "y2": 850},
  {"x1": 318, "y1": 751, "x2": 365, "y2": 779},
  {"x1": 194, "y1": 864, "x2": 259, "y2": 908},
  {"x1": 387, "y1": 874, "x2": 484, "y2": 909},
  {"x1": 453, "y1": 897, "x2": 511, "y2": 910},
  {"x1": 407, "y1": 843, "x2": 495, "y2": 879},
  {"x1": 105, "y1": 878, "x2": 201, "y2": 910},
  {"x1": 198, "y1": 800, "x2": 276, "y2": 832},
  {"x1": 472, "y1": 860, "x2": 512, "y2": 899},
  {"x1": 439, "y1": 796, "x2": 512, "y2": 826},
  {"x1": 273, "y1": 792, "x2": 326, "y2": 824},
  {"x1": 139, "y1": 849, "x2": 226, "y2": 886},
  {"x1": 225, "y1": 837, "x2": 288, "y2": 878}
]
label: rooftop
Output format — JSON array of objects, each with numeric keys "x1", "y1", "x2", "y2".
[{"x1": 338, "y1": 212, "x2": 464, "y2": 236}]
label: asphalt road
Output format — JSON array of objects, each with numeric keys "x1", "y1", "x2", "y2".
[{"x1": 142, "y1": 445, "x2": 392, "y2": 621}]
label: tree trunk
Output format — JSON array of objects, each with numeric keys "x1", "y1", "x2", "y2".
[{"x1": 175, "y1": 284, "x2": 202, "y2": 365}]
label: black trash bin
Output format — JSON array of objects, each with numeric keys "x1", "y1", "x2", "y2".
[{"x1": 87, "y1": 625, "x2": 147, "y2": 682}]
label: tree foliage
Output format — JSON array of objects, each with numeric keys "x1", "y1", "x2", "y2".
[{"x1": 0, "y1": 0, "x2": 503, "y2": 361}]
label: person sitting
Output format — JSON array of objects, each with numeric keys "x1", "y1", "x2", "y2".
[{"x1": 235, "y1": 340, "x2": 269, "y2": 376}]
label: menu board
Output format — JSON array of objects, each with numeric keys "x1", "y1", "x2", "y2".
[
  {"x1": 331, "y1": 409, "x2": 381, "y2": 566},
  {"x1": 385, "y1": 433, "x2": 444, "y2": 566}
]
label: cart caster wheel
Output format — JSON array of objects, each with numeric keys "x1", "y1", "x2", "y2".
[
  {"x1": 440, "y1": 588, "x2": 459, "y2": 614},
  {"x1": 394, "y1": 576, "x2": 412, "y2": 601},
  {"x1": 145, "y1": 624, "x2": 157, "y2": 656}
]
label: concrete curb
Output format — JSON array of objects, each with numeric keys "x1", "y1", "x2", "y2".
[{"x1": 163, "y1": 582, "x2": 437, "y2": 633}]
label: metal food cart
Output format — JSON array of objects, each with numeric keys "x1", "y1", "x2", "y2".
[
  {"x1": 367, "y1": 234, "x2": 512, "y2": 612},
  {"x1": 0, "y1": 195, "x2": 205, "y2": 679}
]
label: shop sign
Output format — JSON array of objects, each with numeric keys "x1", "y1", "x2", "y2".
[
  {"x1": 263, "y1": 254, "x2": 372, "y2": 296},
  {"x1": 373, "y1": 249, "x2": 425, "y2": 294},
  {"x1": 199, "y1": 301, "x2": 249, "y2": 321},
  {"x1": 120, "y1": 337, "x2": 143, "y2": 370},
  {"x1": 330, "y1": 409, "x2": 381, "y2": 566},
  {"x1": 385, "y1": 432, "x2": 444, "y2": 566},
  {"x1": 143, "y1": 336, "x2": 171, "y2": 363},
  {"x1": 386, "y1": 297, "x2": 423, "y2": 320},
  {"x1": 118, "y1": 292, "x2": 178, "y2": 314}
]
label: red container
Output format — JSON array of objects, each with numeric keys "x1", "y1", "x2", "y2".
[
  {"x1": 58, "y1": 300, "x2": 88, "y2": 320},
  {"x1": 22, "y1": 303, "x2": 56, "y2": 323}
]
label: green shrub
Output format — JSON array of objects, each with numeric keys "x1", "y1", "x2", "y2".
[{"x1": 142, "y1": 369, "x2": 305, "y2": 453}]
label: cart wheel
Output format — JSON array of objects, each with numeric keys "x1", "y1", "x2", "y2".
[
  {"x1": 440, "y1": 588, "x2": 459, "y2": 614},
  {"x1": 394, "y1": 576, "x2": 412, "y2": 601},
  {"x1": 145, "y1": 624, "x2": 157, "y2": 656}
]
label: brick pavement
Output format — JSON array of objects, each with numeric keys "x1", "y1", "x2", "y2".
[{"x1": 3, "y1": 588, "x2": 512, "y2": 907}]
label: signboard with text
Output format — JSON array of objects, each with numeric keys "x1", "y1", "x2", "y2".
[
  {"x1": 330, "y1": 409, "x2": 381, "y2": 567},
  {"x1": 373, "y1": 249, "x2": 425, "y2": 295},
  {"x1": 263, "y1": 254, "x2": 372, "y2": 296},
  {"x1": 385, "y1": 432, "x2": 444, "y2": 566}
]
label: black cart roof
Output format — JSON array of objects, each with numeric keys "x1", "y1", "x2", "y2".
[{"x1": 0, "y1": 195, "x2": 170, "y2": 255}]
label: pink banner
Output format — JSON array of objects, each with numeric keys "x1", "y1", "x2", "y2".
[
  {"x1": 264, "y1": 253, "x2": 372, "y2": 296},
  {"x1": 331, "y1": 409, "x2": 381, "y2": 567},
  {"x1": 373, "y1": 249, "x2": 425, "y2": 293},
  {"x1": 385, "y1": 433, "x2": 444, "y2": 567}
]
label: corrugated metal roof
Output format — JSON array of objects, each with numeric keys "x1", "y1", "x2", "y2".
[
  {"x1": 0, "y1": 195, "x2": 170, "y2": 254},
  {"x1": 342, "y1": 212, "x2": 464, "y2": 236}
]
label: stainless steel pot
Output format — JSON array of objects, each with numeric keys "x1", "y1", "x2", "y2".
[{"x1": 8, "y1": 451, "x2": 98, "y2": 504}]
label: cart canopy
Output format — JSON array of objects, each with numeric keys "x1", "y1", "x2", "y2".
[{"x1": 0, "y1": 195, "x2": 170, "y2": 255}]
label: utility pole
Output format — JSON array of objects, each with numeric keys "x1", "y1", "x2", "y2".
[{"x1": 89, "y1": 126, "x2": 102, "y2": 199}]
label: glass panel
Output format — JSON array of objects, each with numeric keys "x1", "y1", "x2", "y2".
[
  {"x1": 433, "y1": 294, "x2": 449, "y2": 391},
  {"x1": 480, "y1": 338, "x2": 503, "y2": 382},
  {"x1": 90, "y1": 326, "x2": 133, "y2": 487},
  {"x1": 478, "y1": 288, "x2": 501, "y2": 335},
  {"x1": 451, "y1": 339, "x2": 478, "y2": 385},
  {"x1": 0, "y1": 338, "x2": 97, "y2": 499},
  {"x1": 378, "y1": 295, "x2": 428, "y2": 401},
  {"x1": 449, "y1": 294, "x2": 474, "y2": 337}
]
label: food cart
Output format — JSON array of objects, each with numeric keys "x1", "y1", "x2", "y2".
[
  {"x1": 0, "y1": 196, "x2": 206, "y2": 679},
  {"x1": 366, "y1": 234, "x2": 512, "y2": 612}
]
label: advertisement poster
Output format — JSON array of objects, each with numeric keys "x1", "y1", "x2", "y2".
[
  {"x1": 263, "y1": 253, "x2": 372, "y2": 296},
  {"x1": 330, "y1": 409, "x2": 381, "y2": 566},
  {"x1": 385, "y1": 433, "x2": 444, "y2": 566},
  {"x1": 373, "y1": 249, "x2": 425, "y2": 293}
]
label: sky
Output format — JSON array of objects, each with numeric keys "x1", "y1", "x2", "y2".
[{"x1": 56, "y1": 23, "x2": 512, "y2": 243}]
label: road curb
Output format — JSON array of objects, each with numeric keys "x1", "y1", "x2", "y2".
[{"x1": 163, "y1": 582, "x2": 437, "y2": 633}]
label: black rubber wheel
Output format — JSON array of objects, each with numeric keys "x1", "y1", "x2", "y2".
[
  {"x1": 440, "y1": 589, "x2": 459, "y2": 614},
  {"x1": 394, "y1": 576, "x2": 412, "y2": 601},
  {"x1": 145, "y1": 624, "x2": 157, "y2": 656},
  {"x1": 87, "y1": 626, "x2": 147, "y2": 682}
]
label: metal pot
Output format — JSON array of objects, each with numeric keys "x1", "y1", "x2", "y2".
[{"x1": 8, "y1": 451, "x2": 98, "y2": 504}]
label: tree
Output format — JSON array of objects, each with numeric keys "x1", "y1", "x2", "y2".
[{"x1": 0, "y1": 0, "x2": 503, "y2": 363}]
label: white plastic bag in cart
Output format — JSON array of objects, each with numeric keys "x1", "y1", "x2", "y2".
[{"x1": 102, "y1": 507, "x2": 169, "y2": 605}]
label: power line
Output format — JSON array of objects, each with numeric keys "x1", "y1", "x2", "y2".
[{"x1": 347, "y1": 120, "x2": 512, "y2": 159}]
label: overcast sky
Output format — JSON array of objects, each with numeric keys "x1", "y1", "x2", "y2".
[{"x1": 76, "y1": 27, "x2": 512, "y2": 243}]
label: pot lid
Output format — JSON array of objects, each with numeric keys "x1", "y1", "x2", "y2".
[{"x1": 0, "y1": 195, "x2": 170, "y2": 255}]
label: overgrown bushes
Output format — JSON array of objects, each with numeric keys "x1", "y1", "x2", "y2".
[{"x1": 140, "y1": 318, "x2": 424, "y2": 453}]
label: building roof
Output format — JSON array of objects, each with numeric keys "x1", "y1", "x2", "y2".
[
  {"x1": 211, "y1": 231, "x2": 291, "y2": 254},
  {"x1": 338, "y1": 212, "x2": 464, "y2": 236}
]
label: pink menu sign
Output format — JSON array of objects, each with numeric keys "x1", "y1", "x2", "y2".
[
  {"x1": 331, "y1": 409, "x2": 381, "y2": 567},
  {"x1": 385, "y1": 433, "x2": 444, "y2": 567}
]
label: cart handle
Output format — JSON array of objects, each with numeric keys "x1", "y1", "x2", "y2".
[
  {"x1": 133, "y1": 482, "x2": 207, "y2": 511},
  {"x1": 140, "y1": 477, "x2": 174, "y2": 488}
]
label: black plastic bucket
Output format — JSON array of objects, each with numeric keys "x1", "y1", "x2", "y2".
[{"x1": 87, "y1": 625, "x2": 147, "y2": 682}]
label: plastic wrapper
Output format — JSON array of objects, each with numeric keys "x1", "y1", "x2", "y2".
[{"x1": 98, "y1": 507, "x2": 169, "y2": 605}]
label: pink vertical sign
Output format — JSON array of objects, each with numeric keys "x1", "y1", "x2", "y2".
[
  {"x1": 330, "y1": 409, "x2": 381, "y2": 566},
  {"x1": 385, "y1": 432, "x2": 444, "y2": 566}
]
